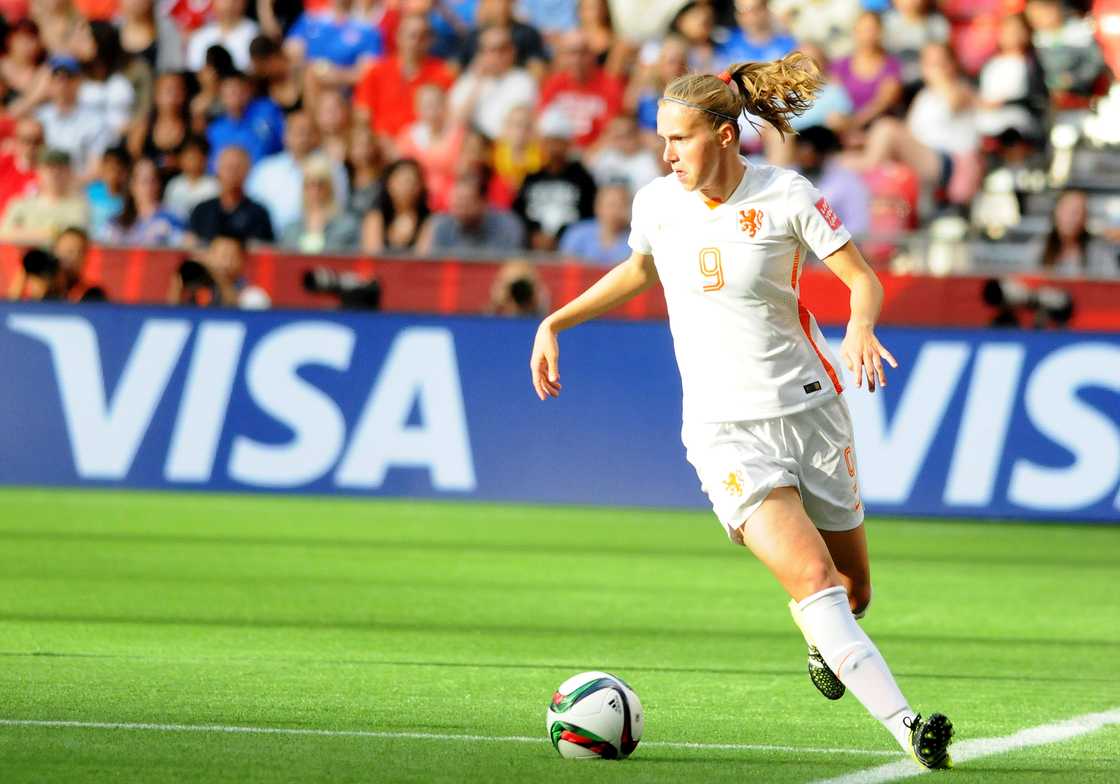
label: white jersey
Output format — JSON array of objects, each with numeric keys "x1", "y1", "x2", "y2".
[{"x1": 628, "y1": 160, "x2": 851, "y2": 424}]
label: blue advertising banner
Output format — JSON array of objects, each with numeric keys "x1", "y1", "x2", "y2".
[{"x1": 1, "y1": 303, "x2": 1118, "y2": 522}]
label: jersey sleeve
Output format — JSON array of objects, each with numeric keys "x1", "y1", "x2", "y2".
[
  {"x1": 786, "y1": 173, "x2": 851, "y2": 261},
  {"x1": 627, "y1": 186, "x2": 653, "y2": 254}
]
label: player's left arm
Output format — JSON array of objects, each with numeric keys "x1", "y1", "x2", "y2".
[{"x1": 821, "y1": 241, "x2": 898, "y2": 393}]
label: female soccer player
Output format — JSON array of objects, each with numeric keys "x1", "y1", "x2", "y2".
[{"x1": 529, "y1": 53, "x2": 953, "y2": 769}]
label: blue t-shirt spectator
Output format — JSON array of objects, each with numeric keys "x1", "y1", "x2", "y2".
[
  {"x1": 716, "y1": 30, "x2": 796, "y2": 69},
  {"x1": 518, "y1": 0, "x2": 577, "y2": 35},
  {"x1": 559, "y1": 219, "x2": 630, "y2": 266},
  {"x1": 207, "y1": 98, "x2": 285, "y2": 171},
  {"x1": 286, "y1": 12, "x2": 382, "y2": 67}
]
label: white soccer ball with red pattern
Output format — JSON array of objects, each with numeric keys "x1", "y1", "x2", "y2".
[{"x1": 546, "y1": 671, "x2": 644, "y2": 759}]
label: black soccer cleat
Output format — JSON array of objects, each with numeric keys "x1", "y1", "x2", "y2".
[
  {"x1": 807, "y1": 645, "x2": 846, "y2": 700},
  {"x1": 906, "y1": 712, "x2": 954, "y2": 770}
]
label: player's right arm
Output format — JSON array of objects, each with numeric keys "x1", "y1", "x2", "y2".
[{"x1": 530, "y1": 251, "x2": 658, "y2": 401}]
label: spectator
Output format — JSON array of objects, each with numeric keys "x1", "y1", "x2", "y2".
[
  {"x1": 576, "y1": 0, "x2": 618, "y2": 65},
  {"x1": 118, "y1": 0, "x2": 185, "y2": 72},
  {"x1": 458, "y1": 129, "x2": 516, "y2": 207},
  {"x1": 1038, "y1": 190, "x2": 1119, "y2": 277},
  {"x1": 882, "y1": 0, "x2": 949, "y2": 90},
  {"x1": 126, "y1": 72, "x2": 191, "y2": 180},
  {"x1": 104, "y1": 157, "x2": 183, "y2": 245},
  {"x1": 73, "y1": 22, "x2": 136, "y2": 142},
  {"x1": 345, "y1": 123, "x2": 385, "y2": 218},
  {"x1": 518, "y1": 0, "x2": 578, "y2": 40},
  {"x1": 187, "y1": 144, "x2": 274, "y2": 245},
  {"x1": 246, "y1": 110, "x2": 349, "y2": 234},
  {"x1": 586, "y1": 114, "x2": 662, "y2": 194},
  {"x1": 487, "y1": 258, "x2": 547, "y2": 316},
  {"x1": 1, "y1": 19, "x2": 51, "y2": 117},
  {"x1": 6, "y1": 227, "x2": 103, "y2": 301},
  {"x1": 85, "y1": 144, "x2": 129, "y2": 238},
  {"x1": 190, "y1": 45, "x2": 236, "y2": 134},
  {"x1": 178, "y1": 232, "x2": 271, "y2": 307},
  {"x1": 314, "y1": 88, "x2": 351, "y2": 164},
  {"x1": 396, "y1": 84, "x2": 468, "y2": 212},
  {"x1": 512, "y1": 109, "x2": 596, "y2": 250},
  {"x1": 164, "y1": 135, "x2": 220, "y2": 221},
  {"x1": 354, "y1": 14, "x2": 455, "y2": 138},
  {"x1": 205, "y1": 70, "x2": 284, "y2": 169},
  {"x1": 35, "y1": 56, "x2": 112, "y2": 179},
  {"x1": 0, "y1": 118, "x2": 44, "y2": 217},
  {"x1": 51, "y1": 225, "x2": 102, "y2": 300},
  {"x1": 361, "y1": 157, "x2": 430, "y2": 253},
  {"x1": 831, "y1": 12, "x2": 903, "y2": 133},
  {"x1": 416, "y1": 170, "x2": 525, "y2": 254},
  {"x1": 850, "y1": 43, "x2": 982, "y2": 207},
  {"x1": 448, "y1": 24, "x2": 538, "y2": 140},
  {"x1": 378, "y1": 0, "x2": 465, "y2": 62},
  {"x1": 1025, "y1": 0, "x2": 1105, "y2": 107},
  {"x1": 770, "y1": 0, "x2": 861, "y2": 60},
  {"x1": 186, "y1": 0, "x2": 260, "y2": 71},
  {"x1": 717, "y1": 0, "x2": 796, "y2": 68},
  {"x1": 538, "y1": 30, "x2": 624, "y2": 149},
  {"x1": 249, "y1": 36, "x2": 302, "y2": 116},
  {"x1": 628, "y1": 34, "x2": 689, "y2": 136},
  {"x1": 31, "y1": 0, "x2": 84, "y2": 59},
  {"x1": 492, "y1": 104, "x2": 542, "y2": 198},
  {"x1": 284, "y1": 0, "x2": 382, "y2": 87},
  {"x1": 656, "y1": 1, "x2": 721, "y2": 75},
  {"x1": 976, "y1": 14, "x2": 1048, "y2": 139},
  {"x1": 557, "y1": 181, "x2": 631, "y2": 266},
  {"x1": 794, "y1": 126, "x2": 870, "y2": 238},
  {"x1": 0, "y1": 148, "x2": 88, "y2": 243},
  {"x1": 279, "y1": 156, "x2": 360, "y2": 252},
  {"x1": 459, "y1": 0, "x2": 548, "y2": 74}
]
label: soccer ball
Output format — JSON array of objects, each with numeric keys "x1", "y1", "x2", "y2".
[{"x1": 546, "y1": 671, "x2": 644, "y2": 759}]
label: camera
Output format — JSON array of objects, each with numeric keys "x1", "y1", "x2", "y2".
[
  {"x1": 22, "y1": 248, "x2": 59, "y2": 280},
  {"x1": 302, "y1": 267, "x2": 381, "y2": 310},
  {"x1": 982, "y1": 278, "x2": 1074, "y2": 328}
]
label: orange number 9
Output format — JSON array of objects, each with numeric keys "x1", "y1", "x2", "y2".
[{"x1": 699, "y1": 247, "x2": 724, "y2": 292}]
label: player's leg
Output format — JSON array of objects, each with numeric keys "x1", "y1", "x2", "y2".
[
  {"x1": 820, "y1": 525, "x2": 872, "y2": 617},
  {"x1": 736, "y1": 489, "x2": 950, "y2": 764}
]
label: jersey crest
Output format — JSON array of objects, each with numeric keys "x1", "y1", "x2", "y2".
[
  {"x1": 738, "y1": 208, "x2": 763, "y2": 237},
  {"x1": 723, "y1": 470, "x2": 745, "y2": 497}
]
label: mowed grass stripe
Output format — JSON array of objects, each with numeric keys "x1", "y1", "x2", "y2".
[{"x1": 0, "y1": 719, "x2": 900, "y2": 757}]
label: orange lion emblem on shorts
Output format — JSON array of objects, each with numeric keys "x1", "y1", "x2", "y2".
[{"x1": 723, "y1": 471, "x2": 745, "y2": 497}]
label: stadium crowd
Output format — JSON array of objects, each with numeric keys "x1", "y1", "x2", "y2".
[{"x1": 0, "y1": 0, "x2": 1118, "y2": 308}]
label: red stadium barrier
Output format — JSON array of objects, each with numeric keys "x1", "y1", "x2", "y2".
[{"x1": 3, "y1": 244, "x2": 1119, "y2": 329}]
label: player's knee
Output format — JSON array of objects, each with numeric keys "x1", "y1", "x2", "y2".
[
  {"x1": 850, "y1": 584, "x2": 872, "y2": 619},
  {"x1": 798, "y1": 559, "x2": 840, "y2": 598}
]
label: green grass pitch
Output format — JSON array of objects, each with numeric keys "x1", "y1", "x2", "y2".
[{"x1": 1, "y1": 488, "x2": 1117, "y2": 783}]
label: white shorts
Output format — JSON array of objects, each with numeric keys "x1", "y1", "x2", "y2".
[{"x1": 682, "y1": 397, "x2": 865, "y2": 543}]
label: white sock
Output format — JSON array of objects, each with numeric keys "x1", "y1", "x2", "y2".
[
  {"x1": 797, "y1": 586, "x2": 915, "y2": 750},
  {"x1": 788, "y1": 597, "x2": 815, "y2": 647}
]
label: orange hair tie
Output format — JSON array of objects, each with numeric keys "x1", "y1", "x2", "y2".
[{"x1": 717, "y1": 71, "x2": 732, "y2": 84}]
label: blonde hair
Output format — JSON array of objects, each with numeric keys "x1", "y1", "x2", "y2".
[{"x1": 662, "y1": 52, "x2": 823, "y2": 139}]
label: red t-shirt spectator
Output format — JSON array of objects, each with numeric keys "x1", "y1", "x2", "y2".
[
  {"x1": 0, "y1": 153, "x2": 39, "y2": 218},
  {"x1": 354, "y1": 56, "x2": 456, "y2": 138},
  {"x1": 169, "y1": 0, "x2": 213, "y2": 33},
  {"x1": 538, "y1": 69, "x2": 624, "y2": 148}
]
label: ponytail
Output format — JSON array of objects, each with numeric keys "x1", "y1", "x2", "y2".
[{"x1": 662, "y1": 52, "x2": 823, "y2": 139}]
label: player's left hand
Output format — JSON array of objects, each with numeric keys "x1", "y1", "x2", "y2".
[{"x1": 841, "y1": 322, "x2": 898, "y2": 393}]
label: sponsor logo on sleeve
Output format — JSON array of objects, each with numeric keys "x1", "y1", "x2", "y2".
[{"x1": 815, "y1": 197, "x2": 842, "y2": 231}]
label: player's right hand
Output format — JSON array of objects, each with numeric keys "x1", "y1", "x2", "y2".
[{"x1": 530, "y1": 322, "x2": 562, "y2": 400}]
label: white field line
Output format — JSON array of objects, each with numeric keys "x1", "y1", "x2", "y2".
[
  {"x1": 0, "y1": 718, "x2": 898, "y2": 757},
  {"x1": 809, "y1": 707, "x2": 1120, "y2": 784}
]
